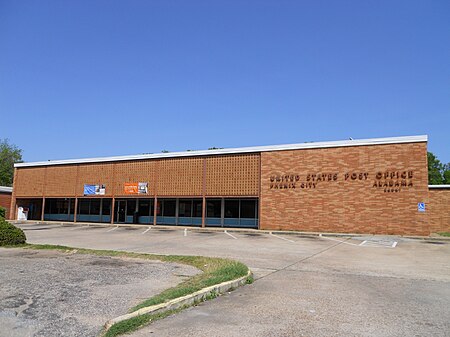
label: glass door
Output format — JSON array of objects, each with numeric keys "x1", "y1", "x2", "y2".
[{"x1": 115, "y1": 200, "x2": 126, "y2": 223}]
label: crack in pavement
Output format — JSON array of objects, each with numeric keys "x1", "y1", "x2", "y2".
[{"x1": 254, "y1": 238, "x2": 348, "y2": 281}]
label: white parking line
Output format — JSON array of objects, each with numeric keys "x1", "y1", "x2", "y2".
[
  {"x1": 70, "y1": 226, "x2": 87, "y2": 231},
  {"x1": 269, "y1": 232, "x2": 295, "y2": 243},
  {"x1": 142, "y1": 227, "x2": 151, "y2": 235},
  {"x1": 106, "y1": 227, "x2": 118, "y2": 232},
  {"x1": 184, "y1": 228, "x2": 187, "y2": 237},
  {"x1": 224, "y1": 230, "x2": 237, "y2": 239},
  {"x1": 325, "y1": 236, "x2": 398, "y2": 248},
  {"x1": 321, "y1": 236, "x2": 360, "y2": 246},
  {"x1": 359, "y1": 240, "x2": 398, "y2": 248}
]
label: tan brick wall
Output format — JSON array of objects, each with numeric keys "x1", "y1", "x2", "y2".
[
  {"x1": 206, "y1": 154, "x2": 260, "y2": 196},
  {"x1": 76, "y1": 163, "x2": 115, "y2": 196},
  {"x1": 429, "y1": 189, "x2": 450, "y2": 233},
  {"x1": 13, "y1": 154, "x2": 260, "y2": 199},
  {"x1": 157, "y1": 158, "x2": 203, "y2": 196},
  {"x1": 260, "y1": 142, "x2": 429, "y2": 235},
  {"x1": 0, "y1": 192, "x2": 12, "y2": 219},
  {"x1": 114, "y1": 160, "x2": 157, "y2": 196},
  {"x1": 45, "y1": 166, "x2": 77, "y2": 197}
]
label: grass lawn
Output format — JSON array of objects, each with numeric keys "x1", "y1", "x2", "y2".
[{"x1": 438, "y1": 232, "x2": 450, "y2": 237}]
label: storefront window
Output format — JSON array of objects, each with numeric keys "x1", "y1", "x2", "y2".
[
  {"x1": 207, "y1": 199, "x2": 221, "y2": 218},
  {"x1": 126, "y1": 200, "x2": 136, "y2": 216},
  {"x1": 69, "y1": 199, "x2": 75, "y2": 214},
  {"x1": 138, "y1": 199, "x2": 152, "y2": 217},
  {"x1": 178, "y1": 199, "x2": 192, "y2": 217},
  {"x1": 45, "y1": 199, "x2": 72, "y2": 214},
  {"x1": 224, "y1": 199, "x2": 239, "y2": 218},
  {"x1": 240, "y1": 199, "x2": 257, "y2": 218},
  {"x1": 102, "y1": 199, "x2": 111, "y2": 216},
  {"x1": 78, "y1": 199, "x2": 90, "y2": 215},
  {"x1": 163, "y1": 199, "x2": 176, "y2": 216},
  {"x1": 90, "y1": 199, "x2": 101, "y2": 215},
  {"x1": 192, "y1": 199, "x2": 203, "y2": 217}
]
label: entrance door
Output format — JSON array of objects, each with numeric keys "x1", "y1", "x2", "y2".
[{"x1": 115, "y1": 200, "x2": 126, "y2": 223}]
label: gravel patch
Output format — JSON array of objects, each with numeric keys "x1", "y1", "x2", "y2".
[{"x1": 0, "y1": 248, "x2": 199, "y2": 337}]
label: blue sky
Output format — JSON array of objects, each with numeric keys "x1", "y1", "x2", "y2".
[{"x1": 1, "y1": 0, "x2": 449, "y2": 163}]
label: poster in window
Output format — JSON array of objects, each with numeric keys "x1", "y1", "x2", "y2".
[
  {"x1": 138, "y1": 182, "x2": 148, "y2": 194},
  {"x1": 124, "y1": 182, "x2": 148, "y2": 194},
  {"x1": 84, "y1": 184, "x2": 106, "y2": 195},
  {"x1": 124, "y1": 183, "x2": 138, "y2": 194}
]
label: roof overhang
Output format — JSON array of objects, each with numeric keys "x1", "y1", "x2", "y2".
[
  {"x1": 15, "y1": 135, "x2": 428, "y2": 168},
  {"x1": 429, "y1": 185, "x2": 450, "y2": 189},
  {"x1": 0, "y1": 186, "x2": 13, "y2": 193}
]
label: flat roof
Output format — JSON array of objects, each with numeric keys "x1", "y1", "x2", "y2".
[
  {"x1": 0, "y1": 186, "x2": 13, "y2": 193},
  {"x1": 15, "y1": 135, "x2": 427, "y2": 168}
]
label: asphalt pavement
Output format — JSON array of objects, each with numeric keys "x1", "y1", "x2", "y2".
[
  {"x1": 11, "y1": 222, "x2": 450, "y2": 337},
  {"x1": 0, "y1": 246, "x2": 198, "y2": 337}
]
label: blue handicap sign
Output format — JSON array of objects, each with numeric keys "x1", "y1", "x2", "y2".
[{"x1": 418, "y1": 202, "x2": 425, "y2": 212}]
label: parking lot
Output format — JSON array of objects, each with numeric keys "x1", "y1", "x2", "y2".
[
  {"x1": 9, "y1": 222, "x2": 450, "y2": 336},
  {"x1": 0, "y1": 245, "x2": 198, "y2": 337}
]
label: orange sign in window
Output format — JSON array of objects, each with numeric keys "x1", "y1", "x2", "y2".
[{"x1": 124, "y1": 183, "x2": 139, "y2": 194}]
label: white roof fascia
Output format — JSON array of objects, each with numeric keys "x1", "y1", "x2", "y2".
[
  {"x1": 429, "y1": 185, "x2": 450, "y2": 189},
  {"x1": 0, "y1": 186, "x2": 13, "y2": 193},
  {"x1": 15, "y1": 135, "x2": 428, "y2": 168}
]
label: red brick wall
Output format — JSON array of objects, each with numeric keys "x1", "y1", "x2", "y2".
[
  {"x1": 429, "y1": 189, "x2": 450, "y2": 233},
  {"x1": 0, "y1": 192, "x2": 12, "y2": 219},
  {"x1": 260, "y1": 142, "x2": 429, "y2": 235},
  {"x1": 15, "y1": 167, "x2": 45, "y2": 196}
]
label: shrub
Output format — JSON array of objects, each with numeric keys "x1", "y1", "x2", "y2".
[
  {"x1": 0, "y1": 207, "x2": 5, "y2": 219},
  {"x1": 0, "y1": 218, "x2": 26, "y2": 246}
]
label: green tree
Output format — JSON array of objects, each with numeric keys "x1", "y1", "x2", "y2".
[
  {"x1": 427, "y1": 151, "x2": 450, "y2": 185},
  {"x1": 0, "y1": 139, "x2": 23, "y2": 186},
  {"x1": 444, "y1": 163, "x2": 450, "y2": 184}
]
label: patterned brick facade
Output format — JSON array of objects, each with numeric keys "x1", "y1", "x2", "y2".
[
  {"x1": 429, "y1": 188, "x2": 450, "y2": 233},
  {"x1": 206, "y1": 154, "x2": 260, "y2": 196},
  {"x1": 13, "y1": 154, "x2": 260, "y2": 199},
  {"x1": 260, "y1": 142, "x2": 429, "y2": 235}
]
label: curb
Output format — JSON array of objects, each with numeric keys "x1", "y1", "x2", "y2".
[{"x1": 104, "y1": 270, "x2": 252, "y2": 331}]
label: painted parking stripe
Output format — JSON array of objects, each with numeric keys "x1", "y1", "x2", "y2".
[
  {"x1": 142, "y1": 227, "x2": 151, "y2": 235},
  {"x1": 359, "y1": 240, "x2": 398, "y2": 248},
  {"x1": 106, "y1": 227, "x2": 118, "y2": 232},
  {"x1": 269, "y1": 233, "x2": 295, "y2": 243},
  {"x1": 224, "y1": 230, "x2": 237, "y2": 239},
  {"x1": 70, "y1": 226, "x2": 87, "y2": 231},
  {"x1": 320, "y1": 236, "x2": 360, "y2": 246}
]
